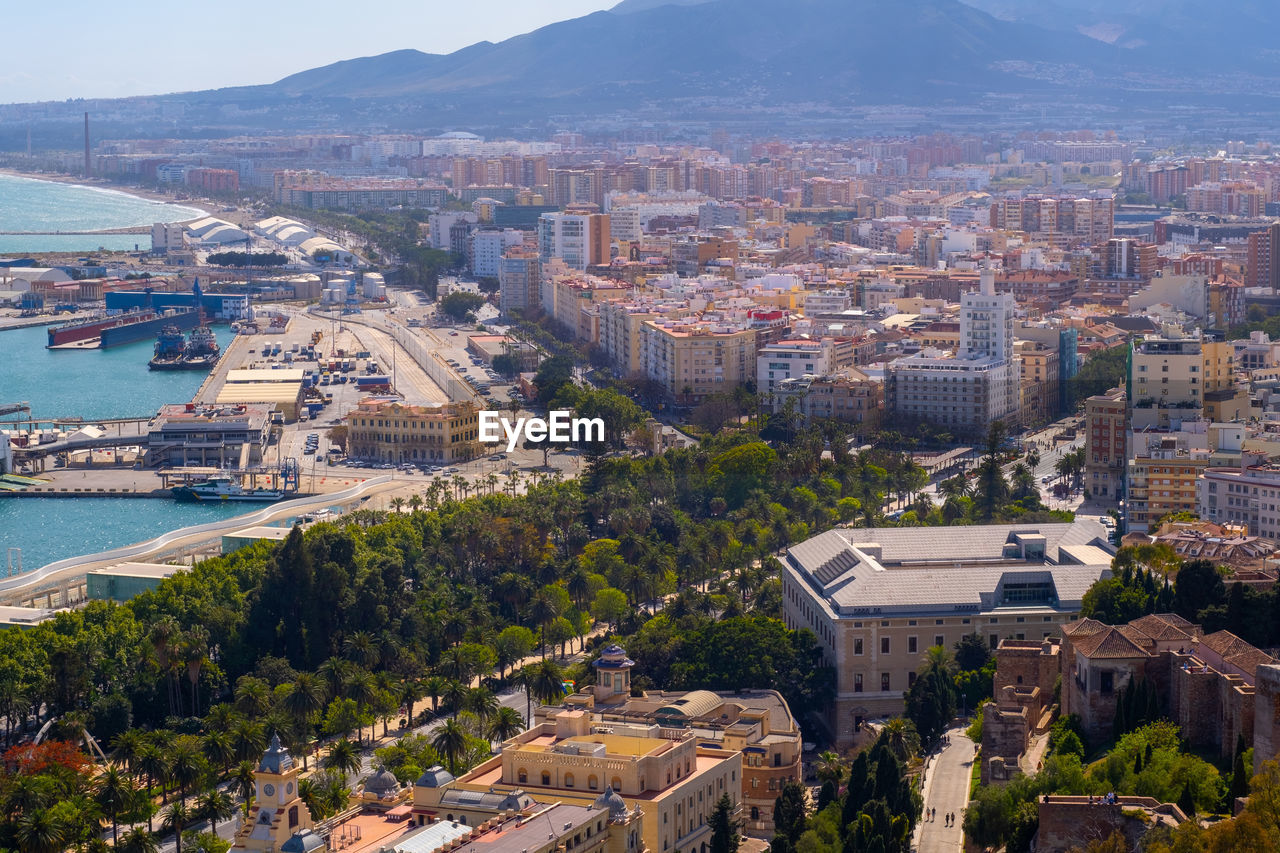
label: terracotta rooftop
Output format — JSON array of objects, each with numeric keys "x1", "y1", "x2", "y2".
[
  {"x1": 1073, "y1": 626, "x2": 1152, "y2": 659},
  {"x1": 1128, "y1": 614, "x2": 1198, "y2": 642}
]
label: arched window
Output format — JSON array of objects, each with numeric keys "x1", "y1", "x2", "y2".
[
  {"x1": 611, "y1": 776, "x2": 623, "y2": 792},
  {"x1": 565, "y1": 773, "x2": 575, "y2": 788},
  {"x1": 542, "y1": 771, "x2": 551, "y2": 786},
  {"x1": 750, "y1": 807, "x2": 759, "y2": 821},
  {"x1": 589, "y1": 775, "x2": 599, "y2": 790},
  {"x1": 518, "y1": 769, "x2": 528, "y2": 784},
  {"x1": 289, "y1": 805, "x2": 299, "y2": 828},
  {"x1": 460, "y1": 816, "x2": 468, "y2": 825}
]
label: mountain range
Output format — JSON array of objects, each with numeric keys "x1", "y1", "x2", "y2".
[{"x1": 6, "y1": 0, "x2": 1280, "y2": 143}]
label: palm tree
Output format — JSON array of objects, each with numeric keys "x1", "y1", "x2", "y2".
[
  {"x1": 345, "y1": 670, "x2": 379, "y2": 743},
  {"x1": 432, "y1": 718, "x2": 469, "y2": 774},
  {"x1": 421, "y1": 674, "x2": 446, "y2": 715},
  {"x1": 400, "y1": 679, "x2": 423, "y2": 728},
  {"x1": 162, "y1": 800, "x2": 191, "y2": 853},
  {"x1": 486, "y1": 706, "x2": 525, "y2": 744},
  {"x1": 231, "y1": 719, "x2": 266, "y2": 764},
  {"x1": 118, "y1": 827, "x2": 161, "y2": 853},
  {"x1": 96, "y1": 766, "x2": 134, "y2": 845},
  {"x1": 323, "y1": 738, "x2": 361, "y2": 777},
  {"x1": 16, "y1": 808, "x2": 67, "y2": 853},
  {"x1": 234, "y1": 677, "x2": 272, "y2": 719},
  {"x1": 202, "y1": 730, "x2": 235, "y2": 774},
  {"x1": 232, "y1": 761, "x2": 256, "y2": 817},
  {"x1": 195, "y1": 788, "x2": 235, "y2": 834},
  {"x1": 283, "y1": 674, "x2": 326, "y2": 767},
  {"x1": 880, "y1": 718, "x2": 921, "y2": 762},
  {"x1": 442, "y1": 679, "x2": 469, "y2": 719},
  {"x1": 815, "y1": 750, "x2": 844, "y2": 787},
  {"x1": 390, "y1": 496, "x2": 406, "y2": 514},
  {"x1": 167, "y1": 734, "x2": 208, "y2": 806},
  {"x1": 528, "y1": 592, "x2": 561, "y2": 660},
  {"x1": 111, "y1": 729, "x2": 144, "y2": 776},
  {"x1": 408, "y1": 493, "x2": 424, "y2": 512},
  {"x1": 137, "y1": 742, "x2": 169, "y2": 817},
  {"x1": 465, "y1": 686, "x2": 499, "y2": 722},
  {"x1": 527, "y1": 660, "x2": 567, "y2": 714}
]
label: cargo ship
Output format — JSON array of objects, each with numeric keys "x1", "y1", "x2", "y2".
[{"x1": 48, "y1": 308, "x2": 199, "y2": 349}]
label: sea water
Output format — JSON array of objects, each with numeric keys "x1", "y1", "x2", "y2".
[{"x1": 0, "y1": 172, "x2": 203, "y2": 253}]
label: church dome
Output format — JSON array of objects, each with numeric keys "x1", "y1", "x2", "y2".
[
  {"x1": 593, "y1": 785, "x2": 628, "y2": 820},
  {"x1": 365, "y1": 765, "x2": 401, "y2": 797}
]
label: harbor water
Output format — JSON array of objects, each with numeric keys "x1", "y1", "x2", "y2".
[
  {"x1": 0, "y1": 497, "x2": 253, "y2": 575},
  {"x1": 0, "y1": 324, "x2": 240, "y2": 571},
  {"x1": 0, "y1": 173, "x2": 203, "y2": 253},
  {"x1": 0, "y1": 324, "x2": 233, "y2": 421}
]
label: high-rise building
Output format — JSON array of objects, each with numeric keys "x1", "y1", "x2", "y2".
[
  {"x1": 1085, "y1": 388, "x2": 1126, "y2": 500},
  {"x1": 887, "y1": 269, "x2": 1020, "y2": 433},
  {"x1": 499, "y1": 247, "x2": 541, "y2": 316},
  {"x1": 469, "y1": 228, "x2": 524, "y2": 279},
  {"x1": 1246, "y1": 223, "x2": 1280, "y2": 291},
  {"x1": 538, "y1": 212, "x2": 611, "y2": 271}
]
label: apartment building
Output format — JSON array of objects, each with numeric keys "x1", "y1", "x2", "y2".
[
  {"x1": 1085, "y1": 389, "x2": 1126, "y2": 500},
  {"x1": 887, "y1": 269, "x2": 1020, "y2": 433},
  {"x1": 345, "y1": 399, "x2": 481, "y2": 464},
  {"x1": 538, "y1": 212, "x2": 611, "y2": 271},
  {"x1": 640, "y1": 319, "x2": 757, "y2": 403},
  {"x1": 1128, "y1": 329, "x2": 1206, "y2": 430},
  {"x1": 432, "y1": 710, "x2": 741, "y2": 853},
  {"x1": 598, "y1": 299, "x2": 689, "y2": 377},
  {"x1": 470, "y1": 228, "x2": 524, "y2": 279},
  {"x1": 1125, "y1": 429, "x2": 1210, "y2": 533},
  {"x1": 543, "y1": 275, "x2": 632, "y2": 344},
  {"x1": 1246, "y1": 223, "x2": 1280, "y2": 291},
  {"x1": 499, "y1": 247, "x2": 541, "y2": 316},
  {"x1": 1018, "y1": 340, "x2": 1060, "y2": 428},
  {"x1": 756, "y1": 339, "x2": 835, "y2": 394},
  {"x1": 1198, "y1": 458, "x2": 1280, "y2": 542},
  {"x1": 782, "y1": 521, "x2": 1113, "y2": 746},
  {"x1": 1232, "y1": 331, "x2": 1280, "y2": 372}
]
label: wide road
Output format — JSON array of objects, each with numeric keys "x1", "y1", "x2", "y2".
[{"x1": 915, "y1": 725, "x2": 975, "y2": 853}]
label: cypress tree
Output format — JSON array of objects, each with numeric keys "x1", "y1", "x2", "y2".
[{"x1": 1178, "y1": 783, "x2": 1196, "y2": 817}]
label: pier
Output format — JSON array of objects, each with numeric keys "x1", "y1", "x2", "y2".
[{"x1": 0, "y1": 476, "x2": 394, "y2": 608}]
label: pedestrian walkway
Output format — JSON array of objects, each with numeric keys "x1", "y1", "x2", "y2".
[{"x1": 914, "y1": 726, "x2": 975, "y2": 853}]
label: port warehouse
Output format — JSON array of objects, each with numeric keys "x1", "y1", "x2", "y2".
[
  {"x1": 105, "y1": 290, "x2": 249, "y2": 320},
  {"x1": 215, "y1": 369, "x2": 306, "y2": 421}
]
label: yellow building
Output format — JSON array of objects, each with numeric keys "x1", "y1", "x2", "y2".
[
  {"x1": 640, "y1": 319, "x2": 758, "y2": 403},
  {"x1": 232, "y1": 735, "x2": 320, "y2": 852},
  {"x1": 416, "y1": 711, "x2": 742, "y2": 853},
  {"x1": 1202, "y1": 339, "x2": 1249, "y2": 422},
  {"x1": 546, "y1": 275, "x2": 632, "y2": 344},
  {"x1": 345, "y1": 398, "x2": 481, "y2": 464},
  {"x1": 553, "y1": 644, "x2": 802, "y2": 839},
  {"x1": 1126, "y1": 431, "x2": 1210, "y2": 533},
  {"x1": 1017, "y1": 340, "x2": 1060, "y2": 428}
]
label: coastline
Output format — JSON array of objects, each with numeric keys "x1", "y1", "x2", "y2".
[{"x1": 0, "y1": 167, "x2": 214, "y2": 220}]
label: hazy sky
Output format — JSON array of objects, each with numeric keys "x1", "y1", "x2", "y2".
[{"x1": 1, "y1": 0, "x2": 617, "y2": 103}]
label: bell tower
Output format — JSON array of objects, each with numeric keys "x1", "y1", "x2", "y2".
[{"x1": 232, "y1": 734, "x2": 315, "y2": 851}]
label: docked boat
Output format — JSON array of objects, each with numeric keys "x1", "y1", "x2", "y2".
[
  {"x1": 171, "y1": 476, "x2": 284, "y2": 502},
  {"x1": 180, "y1": 324, "x2": 221, "y2": 369},
  {"x1": 148, "y1": 325, "x2": 187, "y2": 369}
]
